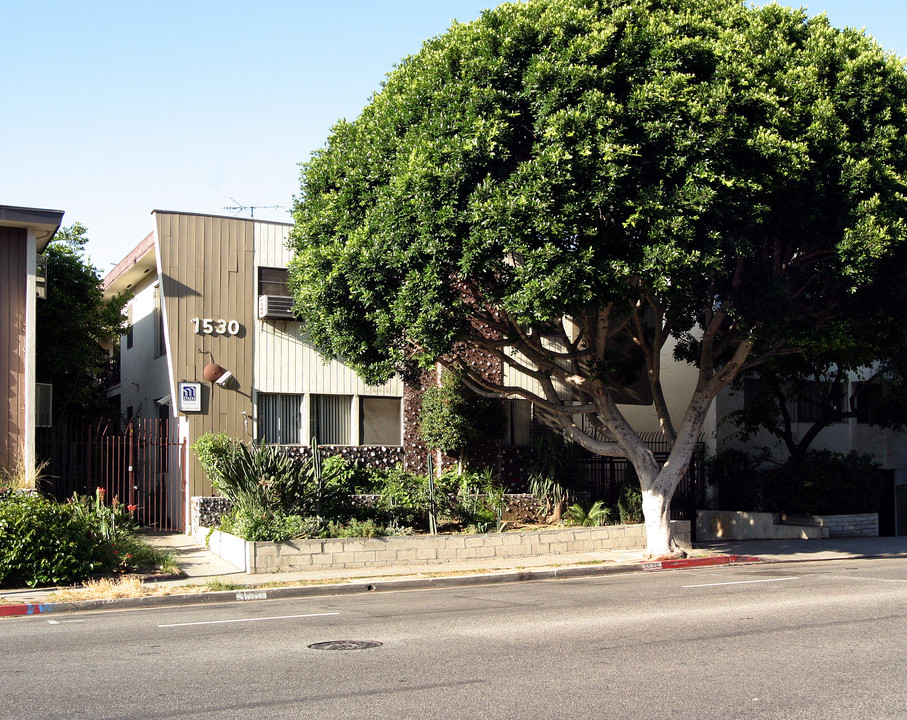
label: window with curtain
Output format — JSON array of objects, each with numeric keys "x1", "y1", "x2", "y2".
[
  {"x1": 311, "y1": 394, "x2": 352, "y2": 445},
  {"x1": 258, "y1": 393, "x2": 303, "y2": 444},
  {"x1": 360, "y1": 397, "x2": 402, "y2": 445},
  {"x1": 504, "y1": 399, "x2": 532, "y2": 446}
]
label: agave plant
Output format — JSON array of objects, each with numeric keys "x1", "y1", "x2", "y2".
[{"x1": 564, "y1": 501, "x2": 611, "y2": 527}]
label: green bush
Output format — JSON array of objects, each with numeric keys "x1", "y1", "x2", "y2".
[
  {"x1": 765, "y1": 450, "x2": 884, "y2": 515},
  {"x1": 418, "y1": 370, "x2": 504, "y2": 460},
  {"x1": 219, "y1": 507, "x2": 323, "y2": 542},
  {"x1": 68, "y1": 487, "x2": 137, "y2": 542},
  {"x1": 322, "y1": 518, "x2": 391, "y2": 539},
  {"x1": 709, "y1": 448, "x2": 885, "y2": 515},
  {"x1": 455, "y1": 468, "x2": 506, "y2": 530},
  {"x1": 0, "y1": 492, "x2": 114, "y2": 588},
  {"x1": 369, "y1": 466, "x2": 433, "y2": 528},
  {"x1": 617, "y1": 483, "x2": 643, "y2": 524},
  {"x1": 707, "y1": 448, "x2": 765, "y2": 511},
  {"x1": 191, "y1": 432, "x2": 238, "y2": 488},
  {"x1": 565, "y1": 501, "x2": 611, "y2": 527}
]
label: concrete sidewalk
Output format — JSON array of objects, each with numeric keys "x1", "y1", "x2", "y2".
[
  {"x1": 2, "y1": 533, "x2": 906, "y2": 616},
  {"x1": 699, "y1": 536, "x2": 907, "y2": 563}
]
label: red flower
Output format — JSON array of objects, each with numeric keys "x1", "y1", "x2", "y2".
[
  {"x1": 127, "y1": 504, "x2": 137, "y2": 512},
  {"x1": 97, "y1": 487, "x2": 106, "y2": 496}
]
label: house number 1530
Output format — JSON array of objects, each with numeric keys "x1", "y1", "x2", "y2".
[{"x1": 190, "y1": 318, "x2": 241, "y2": 335}]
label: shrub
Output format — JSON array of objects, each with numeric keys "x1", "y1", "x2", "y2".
[
  {"x1": 0, "y1": 492, "x2": 113, "y2": 588},
  {"x1": 765, "y1": 450, "x2": 885, "y2": 515},
  {"x1": 707, "y1": 448, "x2": 765, "y2": 511},
  {"x1": 617, "y1": 483, "x2": 643, "y2": 524},
  {"x1": 69, "y1": 487, "x2": 137, "y2": 542},
  {"x1": 369, "y1": 466, "x2": 433, "y2": 528},
  {"x1": 219, "y1": 507, "x2": 323, "y2": 542},
  {"x1": 191, "y1": 432, "x2": 238, "y2": 487},
  {"x1": 322, "y1": 518, "x2": 389, "y2": 539},
  {"x1": 213, "y1": 439, "x2": 315, "y2": 515},
  {"x1": 418, "y1": 370, "x2": 504, "y2": 460},
  {"x1": 565, "y1": 501, "x2": 611, "y2": 527},
  {"x1": 455, "y1": 468, "x2": 506, "y2": 530}
]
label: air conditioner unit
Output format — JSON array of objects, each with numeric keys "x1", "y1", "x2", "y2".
[{"x1": 258, "y1": 295, "x2": 295, "y2": 319}]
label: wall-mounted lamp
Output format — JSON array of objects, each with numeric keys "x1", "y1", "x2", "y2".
[{"x1": 203, "y1": 363, "x2": 234, "y2": 388}]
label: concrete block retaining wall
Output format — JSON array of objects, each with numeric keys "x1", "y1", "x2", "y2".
[
  {"x1": 194, "y1": 521, "x2": 692, "y2": 574},
  {"x1": 697, "y1": 510, "x2": 879, "y2": 541},
  {"x1": 782, "y1": 513, "x2": 879, "y2": 538}
]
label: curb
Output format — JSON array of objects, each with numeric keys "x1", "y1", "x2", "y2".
[
  {"x1": 0, "y1": 602, "x2": 56, "y2": 618},
  {"x1": 0, "y1": 552, "x2": 765, "y2": 618}
]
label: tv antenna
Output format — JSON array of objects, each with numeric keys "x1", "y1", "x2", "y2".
[{"x1": 222, "y1": 198, "x2": 288, "y2": 218}]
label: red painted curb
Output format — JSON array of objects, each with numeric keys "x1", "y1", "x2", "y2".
[
  {"x1": 0, "y1": 603, "x2": 54, "y2": 618},
  {"x1": 641, "y1": 554, "x2": 764, "y2": 571}
]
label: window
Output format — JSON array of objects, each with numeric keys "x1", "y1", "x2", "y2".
[
  {"x1": 852, "y1": 380, "x2": 887, "y2": 425},
  {"x1": 258, "y1": 267, "x2": 290, "y2": 296},
  {"x1": 504, "y1": 399, "x2": 532, "y2": 446},
  {"x1": 797, "y1": 381, "x2": 846, "y2": 424},
  {"x1": 311, "y1": 394, "x2": 351, "y2": 445},
  {"x1": 35, "y1": 383, "x2": 52, "y2": 427},
  {"x1": 257, "y1": 393, "x2": 403, "y2": 446},
  {"x1": 360, "y1": 397, "x2": 402, "y2": 445},
  {"x1": 259, "y1": 393, "x2": 302, "y2": 444}
]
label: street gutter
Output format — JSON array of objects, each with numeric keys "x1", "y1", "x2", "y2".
[{"x1": 0, "y1": 553, "x2": 764, "y2": 618}]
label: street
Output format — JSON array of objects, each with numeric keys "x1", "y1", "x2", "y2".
[{"x1": 2, "y1": 559, "x2": 906, "y2": 719}]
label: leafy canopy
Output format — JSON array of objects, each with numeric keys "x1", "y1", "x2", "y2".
[
  {"x1": 38, "y1": 223, "x2": 130, "y2": 421},
  {"x1": 289, "y1": 0, "x2": 907, "y2": 470}
]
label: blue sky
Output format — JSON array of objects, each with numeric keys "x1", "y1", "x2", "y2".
[{"x1": 4, "y1": 1, "x2": 907, "y2": 272}]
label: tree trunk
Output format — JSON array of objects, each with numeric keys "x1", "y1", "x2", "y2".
[
  {"x1": 547, "y1": 500, "x2": 563, "y2": 524},
  {"x1": 641, "y1": 485, "x2": 680, "y2": 557}
]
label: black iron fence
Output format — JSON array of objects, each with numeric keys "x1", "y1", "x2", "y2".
[
  {"x1": 577, "y1": 432, "x2": 706, "y2": 524},
  {"x1": 36, "y1": 419, "x2": 185, "y2": 531}
]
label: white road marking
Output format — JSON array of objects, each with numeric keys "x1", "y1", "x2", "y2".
[
  {"x1": 46, "y1": 619, "x2": 86, "y2": 624},
  {"x1": 158, "y1": 612, "x2": 339, "y2": 628},
  {"x1": 683, "y1": 577, "x2": 800, "y2": 588}
]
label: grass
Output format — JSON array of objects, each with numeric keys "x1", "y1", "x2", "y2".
[
  {"x1": 114, "y1": 534, "x2": 181, "y2": 576},
  {"x1": 0, "y1": 459, "x2": 48, "y2": 492},
  {"x1": 49, "y1": 576, "x2": 165, "y2": 602},
  {"x1": 202, "y1": 578, "x2": 244, "y2": 591}
]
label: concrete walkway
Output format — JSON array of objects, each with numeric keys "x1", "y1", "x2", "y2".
[
  {"x1": 2, "y1": 533, "x2": 906, "y2": 614},
  {"x1": 699, "y1": 536, "x2": 907, "y2": 563}
]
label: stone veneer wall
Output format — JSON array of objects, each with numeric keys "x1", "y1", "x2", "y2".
[
  {"x1": 197, "y1": 521, "x2": 692, "y2": 574},
  {"x1": 191, "y1": 493, "x2": 548, "y2": 530},
  {"x1": 191, "y1": 496, "x2": 232, "y2": 531},
  {"x1": 279, "y1": 444, "x2": 404, "y2": 468}
]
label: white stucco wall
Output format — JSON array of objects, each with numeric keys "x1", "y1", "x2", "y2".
[
  {"x1": 713, "y1": 373, "x2": 907, "y2": 469},
  {"x1": 115, "y1": 277, "x2": 171, "y2": 420}
]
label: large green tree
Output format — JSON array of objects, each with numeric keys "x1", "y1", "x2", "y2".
[
  {"x1": 37, "y1": 223, "x2": 130, "y2": 422},
  {"x1": 288, "y1": 0, "x2": 907, "y2": 555}
]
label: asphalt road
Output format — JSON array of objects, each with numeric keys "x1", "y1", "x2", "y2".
[{"x1": 3, "y1": 559, "x2": 906, "y2": 720}]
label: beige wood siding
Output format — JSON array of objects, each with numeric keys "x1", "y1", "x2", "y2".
[
  {"x1": 255, "y1": 220, "x2": 293, "y2": 267},
  {"x1": 155, "y1": 212, "x2": 255, "y2": 496},
  {"x1": 0, "y1": 228, "x2": 27, "y2": 469},
  {"x1": 255, "y1": 321, "x2": 403, "y2": 396},
  {"x1": 252, "y1": 221, "x2": 403, "y2": 396}
]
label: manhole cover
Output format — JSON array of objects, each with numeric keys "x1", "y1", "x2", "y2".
[{"x1": 308, "y1": 640, "x2": 383, "y2": 651}]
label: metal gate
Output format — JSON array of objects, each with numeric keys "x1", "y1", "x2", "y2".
[
  {"x1": 36, "y1": 419, "x2": 186, "y2": 532},
  {"x1": 578, "y1": 433, "x2": 706, "y2": 525}
]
